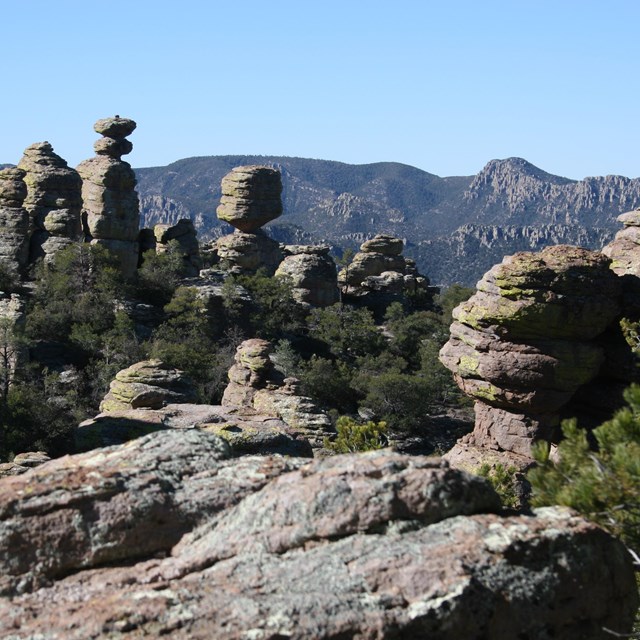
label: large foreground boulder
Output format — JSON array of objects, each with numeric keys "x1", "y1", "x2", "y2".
[{"x1": 0, "y1": 430, "x2": 637, "y2": 639}]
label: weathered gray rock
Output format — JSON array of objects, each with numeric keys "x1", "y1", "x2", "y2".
[
  {"x1": 17, "y1": 142, "x2": 82, "y2": 263},
  {"x1": 0, "y1": 168, "x2": 29, "y2": 273},
  {"x1": 222, "y1": 340, "x2": 333, "y2": 447},
  {"x1": 439, "y1": 245, "x2": 622, "y2": 469},
  {"x1": 154, "y1": 218, "x2": 201, "y2": 276},
  {"x1": 276, "y1": 245, "x2": 339, "y2": 308},
  {"x1": 216, "y1": 165, "x2": 283, "y2": 232},
  {"x1": 0, "y1": 430, "x2": 637, "y2": 638},
  {"x1": 76, "y1": 402, "x2": 313, "y2": 457},
  {"x1": 100, "y1": 360, "x2": 197, "y2": 413},
  {"x1": 77, "y1": 116, "x2": 139, "y2": 278},
  {"x1": 216, "y1": 229, "x2": 283, "y2": 275},
  {"x1": 339, "y1": 234, "x2": 433, "y2": 312}
]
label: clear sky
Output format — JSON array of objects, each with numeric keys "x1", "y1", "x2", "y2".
[{"x1": 2, "y1": 0, "x2": 639, "y2": 179}]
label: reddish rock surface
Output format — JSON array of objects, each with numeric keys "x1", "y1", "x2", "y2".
[{"x1": 0, "y1": 430, "x2": 637, "y2": 638}]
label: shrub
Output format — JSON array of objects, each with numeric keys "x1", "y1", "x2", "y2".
[{"x1": 324, "y1": 416, "x2": 388, "y2": 453}]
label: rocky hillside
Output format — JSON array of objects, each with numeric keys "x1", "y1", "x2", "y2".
[{"x1": 135, "y1": 155, "x2": 640, "y2": 285}]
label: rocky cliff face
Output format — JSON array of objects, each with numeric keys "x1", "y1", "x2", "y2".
[
  {"x1": 135, "y1": 155, "x2": 640, "y2": 285},
  {"x1": 1, "y1": 429, "x2": 636, "y2": 638}
]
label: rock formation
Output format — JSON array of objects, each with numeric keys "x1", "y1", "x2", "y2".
[
  {"x1": 339, "y1": 233, "x2": 433, "y2": 313},
  {"x1": 0, "y1": 168, "x2": 29, "y2": 274},
  {"x1": 216, "y1": 165, "x2": 283, "y2": 275},
  {"x1": 99, "y1": 360, "x2": 197, "y2": 412},
  {"x1": 0, "y1": 451, "x2": 50, "y2": 478},
  {"x1": 439, "y1": 245, "x2": 622, "y2": 470},
  {"x1": 17, "y1": 142, "x2": 82, "y2": 263},
  {"x1": 154, "y1": 218, "x2": 201, "y2": 276},
  {"x1": 0, "y1": 429, "x2": 637, "y2": 638},
  {"x1": 78, "y1": 357, "x2": 313, "y2": 457},
  {"x1": 222, "y1": 339, "x2": 334, "y2": 447},
  {"x1": 77, "y1": 116, "x2": 140, "y2": 278},
  {"x1": 275, "y1": 244, "x2": 339, "y2": 308}
]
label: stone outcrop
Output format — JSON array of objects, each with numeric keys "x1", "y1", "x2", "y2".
[
  {"x1": 0, "y1": 168, "x2": 29, "y2": 274},
  {"x1": 216, "y1": 165, "x2": 284, "y2": 275},
  {"x1": 339, "y1": 233, "x2": 433, "y2": 312},
  {"x1": 275, "y1": 244, "x2": 339, "y2": 308},
  {"x1": 222, "y1": 339, "x2": 333, "y2": 446},
  {"x1": 17, "y1": 142, "x2": 82, "y2": 263},
  {"x1": 0, "y1": 451, "x2": 50, "y2": 478},
  {"x1": 99, "y1": 360, "x2": 197, "y2": 413},
  {"x1": 154, "y1": 218, "x2": 201, "y2": 276},
  {"x1": 439, "y1": 245, "x2": 622, "y2": 470},
  {"x1": 77, "y1": 116, "x2": 139, "y2": 278},
  {"x1": 0, "y1": 429, "x2": 637, "y2": 638}
]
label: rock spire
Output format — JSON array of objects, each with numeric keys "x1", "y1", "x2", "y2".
[
  {"x1": 77, "y1": 116, "x2": 140, "y2": 279},
  {"x1": 0, "y1": 168, "x2": 30, "y2": 273}
]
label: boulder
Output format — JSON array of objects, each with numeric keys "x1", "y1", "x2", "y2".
[
  {"x1": 77, "y1": 116, "x2": 139, "y2": 279},
  {"x1": 0, "y1": 430, "x2": 637, "y2": 638},
  {"x1": 276, "y1": 245, "x2": 339, "y2": 308},
  {"x1": 0, "y1": 168, "x2": 29, "y2": 273},
  {"x1": 17, "y1": 142, "x2": 82, "y2": 264},
  {"x1": 216, "y1": 229, "x2": 283, "y2": 275},
  {"x1": 99, "y1": 360, "x2": 197, "y2": 413},
  {"x1": 154, "y1": 218, "x2": 201, "y2": 276},
  {"x1": 216, "y1": 165, "x2": 283, "y2": 232},
  {"x1": 439, "y1": 245, "x2": 622, "y2": 469}
]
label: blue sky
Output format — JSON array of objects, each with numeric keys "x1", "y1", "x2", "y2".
[{"x1": 2, "y1": 0, "x2": 639, "y2": 179}]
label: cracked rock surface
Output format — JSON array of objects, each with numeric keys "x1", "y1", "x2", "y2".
[{"x1": 0, "y1": 429, "x2": 637, "y2": 638}]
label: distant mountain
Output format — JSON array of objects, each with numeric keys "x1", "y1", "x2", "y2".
[{"x1": 1, "y1": 153, "x2": 628, "y2": 286}]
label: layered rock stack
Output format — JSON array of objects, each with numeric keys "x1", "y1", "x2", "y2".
[
  {"x1": 77, "y1": 116, "x2": 140, "y2": 279},
  {"x1": 439, "y1": 245, "x2": 622, "y2": 470},
  {"x1": 17, "y1": 142, "x2": 82, "y2": 263},
  {"x1": 100, "y1": 360, "x2": 197, "y2": 412},
  {"x1": 275, "y1": 245, "x2": 339, "y2": 308},
  {"x1": 0, "y1": 168, "x2": 30, "y2": 274},
  {"x1": 154, "y1": 218, "x2": 201, "y2": 276},
  {"x1": 216, "y1": 166, "x2": 283, "y2": 275},
  {"x1": 222, "y1": 339, "x2": 333, "y2": 447},
  {"x1": 339, "y1": 234, "x2": 433, "y2": 312}
]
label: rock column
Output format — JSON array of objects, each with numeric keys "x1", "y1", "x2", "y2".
[
  {"x1": 0, "y1": 168, "x2": 30, "y2": 274},
  {"x1": 77, "y1": 117, "x2": 139, "y2": 279},
  {"x1": 216, "y1": 166, "x2": 283, "y2": 274},
  {"x1": 17, "y1": 142, "x2": 82, "y2": 263},
  {"x1": 439, "y1": 245, "x2": 622, "y2": 469}
]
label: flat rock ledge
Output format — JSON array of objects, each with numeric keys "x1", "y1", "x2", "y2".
[{"x1": 0, "y1": 430, "x2": 637, "y2": 639}]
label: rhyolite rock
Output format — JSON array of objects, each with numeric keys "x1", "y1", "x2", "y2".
[
  {"x1": 222, "y1": 339, "x2": 333, "y2": 447},
  {"x1": 76, "y1": 402, "x2": 313, "y2": 457},
  {"x1": 439, "y1": 245, "x2": 622, "y2": 471},
  {"x1": 0, "y1": 168, "x2": 29, "y2": 274},
  {"x1": 216, "y1": 165, "x2": 283, "y2": 232},
  {"x1": 275, "y1": 244, "x2": 339, "y2": 308},
  {"x1": 17, "y1": 142, "x2": 82, "y2": 263},
  {"x1": 339, "y1": 233, "x2": 433, "y2": 314},
  {"x1": 99, "y1": 360, "x2": 197, "y2": 412},
  {"x1": 0, "y1": 429, "x2": 637, "y2": 639},
  {"x1": 154, "y1": 218, "x2": 201, "y2": 276},
  {"x1": 77, "y1": 116, "x2": 139, "y2": 278},
  {"x1": 216, "y1": 166, "x2": 285, "y2": 275}
]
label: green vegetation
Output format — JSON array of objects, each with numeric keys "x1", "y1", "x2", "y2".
[
  {"x1": 478, "y1": 463, "x2": 521, "y2": 510},
  {"x1": 324, "y1": 416, "x2": 389, "y2": 453}
]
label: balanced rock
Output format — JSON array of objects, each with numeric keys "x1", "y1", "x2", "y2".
[
  {"x1": 154, "y1": 218, "x2": 201, "y2": 276},
  {"x1": 100, "y1": 360, "x2": 197, "y2": 412},
  {"x1": 217, "y1": 165, "x2": 283, "y2": 232},
  {"x1": 275, "y1": 245, "x2": 339, "y2": 308},
  {"x1": 77, "y1": 116, "x2": 139, "y2": 278},
  {"x1": 0, "y1": 430, "x2": 637, "y2": 638},
  {"x1": 439, "y1": 245, "x2": 622, "y2": 470},
  {"x1": 0, "y1": 168, "x2": 29, "y2": 273},
  {"x1": 17, "y1": 142, "x2": 82, "y2": 263}
]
